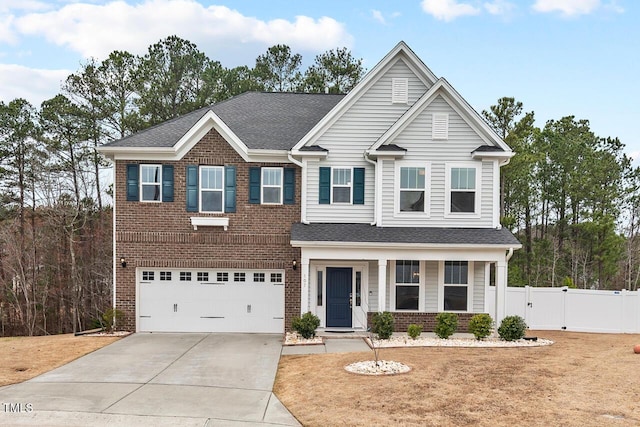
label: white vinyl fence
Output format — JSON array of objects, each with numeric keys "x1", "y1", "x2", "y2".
[{"x1": 487, "y1": 286, "x2": 640, "y2": 333}]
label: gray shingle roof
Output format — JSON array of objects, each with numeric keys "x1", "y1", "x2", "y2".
[
  {"x1": 473, "y1": 145, "x2": 504, "y2": 152},
  {"x1": 291, "y1": 223, "x2": 521, "y2": 246},
  {"x1": 103, "y1": 92, "x2": 344, "y2": 150}
]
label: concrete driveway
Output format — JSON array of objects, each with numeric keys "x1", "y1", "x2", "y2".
[{"x1": 0, "y1": 333, "x2": 300, "y2": 426}]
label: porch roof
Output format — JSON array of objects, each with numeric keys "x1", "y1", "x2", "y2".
[{"x1": 290, "y1": 223, "x2": 521, "y2": 247}]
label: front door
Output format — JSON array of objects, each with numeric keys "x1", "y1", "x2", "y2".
[{"x1": 326, "y1": 267, "x2": 352, "y2": 327}]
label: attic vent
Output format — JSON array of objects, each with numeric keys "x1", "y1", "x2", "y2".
[
  {"x1": 391, "y1": 78, "x2": 408, "y2": 104},
  {"x1": 432, "y1": 113, "x2": 449, "y2": 140}
]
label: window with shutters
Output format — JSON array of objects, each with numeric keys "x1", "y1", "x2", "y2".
[
  {"x1": 319, "y1": 167, "x2": 364, "y2": 205},
  {"x1": 332, "y1": 168, "x2": 352, "y2": 204},
  {"x1": 432, "y1": 113, "x2": 449, "y2": 140},
  {"x1": 391, "y1": 78, "x2": 408, "y2": 104},
  {"x1": 140, "y1": 165, "x2": 161, "y2": 202},
  {"x1": 199, "y1": 166, "x2": 224, "y2": 213}
]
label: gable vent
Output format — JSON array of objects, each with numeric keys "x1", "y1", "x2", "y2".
[
  {"x1": 432, "y1": 113, "x2": 449, "y2": 140},
  {"x1": 391, "y1": 78, "x2": 409, "y2": 104}
]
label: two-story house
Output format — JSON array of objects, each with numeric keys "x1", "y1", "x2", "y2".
[{"x1": 99, "y1": 42, "x2": 520, "y2": 334}]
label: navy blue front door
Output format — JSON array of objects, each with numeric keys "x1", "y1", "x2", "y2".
[{"x1": 326, "y1": 267, "x2": 352, "y2": 327}]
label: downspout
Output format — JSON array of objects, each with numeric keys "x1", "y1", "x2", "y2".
[
  {"x1": 288, "y1": 152, "x2": 309, "y2": 224},
  {"x1": 506, "y1": 247, "x2": 514, "y2": 261},
  {"x1": 363, "y1": 151, "x2": 377, "y2": 226}
]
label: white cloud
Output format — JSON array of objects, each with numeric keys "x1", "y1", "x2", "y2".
[
  {"x1": 372, "y1": 9, "x2": 386, "y2": 25},
  {"x1": 0, "y1": 64, "x2": 69, "y2": 105},
  {"x1": 0, "y1": 14, "x2": 18, "y2": 44},
  {"x1": 12, "y1": 0, "x2": 353, "y2": 61},
  {"x1": 484, "y1": 0, "x2": 515, "y2": 16},
  {"x1": 421, "y1": 0, "x2": 480, "y2": 22},
  {"x1": 532, "y1": 0, "x2": 600, "y2": 16},
  {"x1": 0, "y1": 0, "x2": 51, "y2": 13}
]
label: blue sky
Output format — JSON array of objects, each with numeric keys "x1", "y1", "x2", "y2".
[{"x1": 1, "y1": 0, "x2": 638, "y2": 158}]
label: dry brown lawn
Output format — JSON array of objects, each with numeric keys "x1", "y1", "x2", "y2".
[
  {"x1": 0, "y1": 334, "x2": 120, "y2": 386},
  {"x1": 274, "y1": 331, "x2": 640, "y2": 426}
]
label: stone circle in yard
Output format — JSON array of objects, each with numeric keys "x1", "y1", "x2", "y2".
[{"x1": 345, "y1": 360, "x2": 411, "y2": 375}]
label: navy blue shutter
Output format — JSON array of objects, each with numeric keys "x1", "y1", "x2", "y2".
[
  {"x1": 225, "y1": 166, "x2": 236, "y2": 212},
  {"x1": 186, "y1": 165, "x2": 198, "y2": 212},
  {"x1": 249, "y1": 167, "x2": 261, "y2": 204},
  {"x1": 319, "y1": 167, "x2": 331, "y2": 204},
  {"x1": 162, "y1": 165, "x2": 174, "y2": 202},
  {"x1": 353, "y1": 167, "x2": 365, "y2": 205},
  {"x1": 126, "y1": 164, "x2": 139, "y2": 201},
  {"x1": 283, "y1": 168, "x2": 295, "y2": 205}
]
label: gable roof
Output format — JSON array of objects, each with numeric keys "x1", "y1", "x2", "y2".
[
  {"x1": 99, "y1": 92, "x2": 344, "y2": 159},
  {"x1": 291, "y1": 41, "x2": 438, "y2": 153},
  {"x1": 367, "y1": 78, "x2": 513, "y2": 155}
]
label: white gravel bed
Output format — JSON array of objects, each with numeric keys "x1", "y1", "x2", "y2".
[
  {"x1": 345, "y1": 360, "x2": 411, "y2": 375},
  {"x1": 284, "y1": 332, "x2": 323, "y2": 345},
  {"x1": 83, "y1": 331, "x2": 132, "y2": 337},
  {"x1": 366, "y1": 335, "x2": 554, "y2": 348}
]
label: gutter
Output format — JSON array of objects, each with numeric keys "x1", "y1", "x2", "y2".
[
  {"x1": 287, "y1": 152, "x2": 309, "y2": 224},
  {"x1": 363, "y1": 151, "x2": 377, "y2": 225}
]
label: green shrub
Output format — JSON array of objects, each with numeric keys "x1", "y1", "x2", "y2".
[
  {"x1": 468, "y1": 313, "x2": 493, "y2": 340},
  {"x1": 371, "y1": 311, "x2": 395, "y2": 339},
  {"x1": 102, "y1": 308, "x2": 124, "y2": 332},
  {"x1": 434, "y1": 312, "x2": 458, "y2": 339},
  {"x1": 498, "y1": 315, "x2": 528, "y2": 341},
  {"x1": 407, "y1": 324, "x2": 423, "y2": 340},
  {"x1": 291, "y1": 312, "x2": 321, "y2": 339}
]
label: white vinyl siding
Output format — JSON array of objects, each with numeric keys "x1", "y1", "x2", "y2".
[
  {"x1": 306, "y1": 58, "x2": 429, "y2": 223},
  {"x1": 366, "y1": 260, "x2": 379, "y2": 312},
  {"x1": 424, "y1": 261, "x2": 439, "y2": 312},
  {"x1": 473, "y1": 262, "x2": 485, "y2": 312},
  {"x1": 379, "y1": 96, "x2": 495, "y2": 228}
]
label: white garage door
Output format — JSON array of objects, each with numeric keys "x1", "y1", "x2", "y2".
[{"x1": 138, "y1": 269, "x2": 285, "y2": 333}]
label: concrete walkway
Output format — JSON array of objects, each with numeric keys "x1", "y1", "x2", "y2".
[
  {"x1": 281, "y1": 337, "x2": 371, "y2": 355},
  {"x1": 0, "y1": 333, "x2": 300, "y2": 426}
]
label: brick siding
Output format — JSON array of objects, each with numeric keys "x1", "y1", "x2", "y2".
[{"x1": 114, "y1": 128, "x2": 300, "y2": 331}]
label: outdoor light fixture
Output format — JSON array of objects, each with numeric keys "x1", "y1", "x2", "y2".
[
  {"x1": 120, "y1": 257, "x2": 127, "y2": 268},
  {"x1": 292, "y1": 260, "x2": 297, "y2": 270}
]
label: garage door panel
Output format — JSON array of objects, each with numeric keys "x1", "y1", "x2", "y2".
[{"x1": 138, "y1": 270, "x2": 284, "y2": 333}]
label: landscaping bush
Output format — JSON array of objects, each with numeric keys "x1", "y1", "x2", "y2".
[
  {"x1": 498, "y1": 315, "x2": 528, "y2": 341},
  {"x1": 407, "y1": 324, "x2": 423, "y2": 340},
  {"x1": 371, "y1": 311, "x2": 395, "y2": 339},
  {"x1": 291, "y1": 312, "x2": 321, "y2": 339},
  {"x1": 101, "y1": 308, "x2": 124, "y2": 332},
  {"x1": 468, "y1": 313, "x2": 493, "y2": 340},
  {"x1": 434, "y1": 312, "x2": 458, "y2": 339}
]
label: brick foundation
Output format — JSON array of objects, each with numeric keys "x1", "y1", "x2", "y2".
[{"x1": 367, "y1": 312, "x2": 480, "y2": 333}]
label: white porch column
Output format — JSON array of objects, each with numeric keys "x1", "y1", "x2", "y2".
[
  {"x1": 495, "y1": 259, "x2": 508, "y2": 326},
  {"x1": 300, "y1": 260, "x2": 310, "y2": 314},
  {"x1": 378, "y1": 259, "x2": 387, "y2": 312}
]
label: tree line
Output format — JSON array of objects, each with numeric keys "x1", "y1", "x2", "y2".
[{"x1": 0, "y1": 36, "x2": 365, "y2": 336}]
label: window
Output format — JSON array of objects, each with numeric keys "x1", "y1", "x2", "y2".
[
  {"x1": 447, "y1": 165, "x2": 478, "y2": 215},
  {"x1": 159, "y1": 271, "x2": 171, "y2": 281},
  {"x1": 200, "y1": 166, "x2": 224, "y2": 213},
  {"x1": 317, "y1": 270, "x2": 323, "y2": 306},
  {"x1": 399, "y1": 166, "x2": 427, "y2": 212},
  {"x1": 261, "y1": 168, "x2": 283, "y2": 204},
  {"x1": 254, "y1": 273, "x2": 265, "y2": 282},
  {"x1": 216, "y1": 272, "x2": 228, "y2": 282},
  {"x1": 234, "y1": 272, "x2": 246, "y2": 282},
  {"x1": 197, "y1": 272, "x2": 209, "y2": 282},
  {"x1": 432, "y1": 113, "x2": 449, "y2": 140},
  {"x1": 355, "y1": 271, "x2": 362, "y2": 307},
  {"x1": 391, "y1": 78, "x2": 408, "y2": 104},
  {"x1": 142, "y1": 271, "x2": 154, "y2": 281},
  {"x1": 141, "y1": 165, "x2": 161, "y2": 202},
  {"x1": 271, "y1": 273, "x2": 283, "y2": 283},
  {"x1": 395, "y1": 260, "x2": 420, "y2": 311},
  {"x1": 332, "y1": 168, "x2": 352, "y2": 203},
  {"x1": 444, "y1": 261, "x2": 468, "y2": 311},
  {"x1": 180, "y1": 272, "x2": 192, "y2": 281}
]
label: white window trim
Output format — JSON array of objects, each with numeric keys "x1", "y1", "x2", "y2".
[
  {"x1": 330, "y1": 167, "x2": 353, "y2": 205},
  {"x1": 261, "y1": 167, "x2": 284, "y2": 205},
  {"x1": 432, "y1": 113, "x2": 449, "y2": 140},
  {"x1": 140, "y1": 164, "x2": 162, "y2": 203},
  {"x1": 390, "y1": 260, "x2": 425, "y2": 312},
  {"x1": 391, "y1": 78, "x2": 409, "y2": 104},
  {"x1": 437, "y1": 260, "x2": 474, "y2": 312},
  {"x1": 394, "y1": 162, "x2": 431, "y2": 218},
  {"x1": 444, "y1": 162, "x2": 481, "y2": 218},
  {"x1": 199, "y1": 166, "x2": 224, "y2": 213}
]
